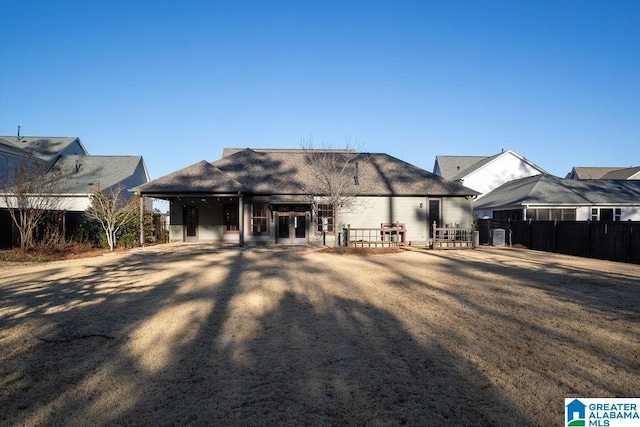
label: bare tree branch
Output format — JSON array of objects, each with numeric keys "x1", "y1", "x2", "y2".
[
  {"x1": 299, "y1": 137, "x2": 371, "y2": 245},
  {"x1": 85, "y1": 185, "x2": 137, "y2": 251},
  {"x1": 0, "y1": 160, "x2": 69, "y2": 249}
]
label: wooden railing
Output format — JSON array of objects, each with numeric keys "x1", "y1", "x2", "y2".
[
  {"x1": 342, "y1": 223, "x2": 406, "y2": 247},
  {"x1": 433, "y1": 223, "x2": 474, "y2": 249}
]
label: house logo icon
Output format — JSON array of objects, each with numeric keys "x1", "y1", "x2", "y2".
[{"x1": 566, "y1": 399, "x2": 586, "y2": 426}]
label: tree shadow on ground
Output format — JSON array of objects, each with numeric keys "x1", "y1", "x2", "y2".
[
  {"x1": 0, "y1": 246, "x2": 535, "y2": 426},
  {"x1": 362, "y1": 247, "x2": 640, "y2": 423}
]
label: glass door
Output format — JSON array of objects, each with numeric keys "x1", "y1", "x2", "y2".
[
  {"x1": 294, "y1": 212, "x2": 306, "y2": 239},
  {"x1": 278, "y1": 211, "x2": 290, "y2": 240},
  {"x1": 184, "y1": 205, "x2": 198, "y2": 241},
  {"x1": 428, "y1": 199, "x2": 441, "y2": 243},
  {"x1": 276, "y1": 207, "x2": 309, "y2": 244}
]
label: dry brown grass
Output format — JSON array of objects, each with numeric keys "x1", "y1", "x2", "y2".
[{"x1": 1, "y1": 244, "x2": 638, "y2": 425}]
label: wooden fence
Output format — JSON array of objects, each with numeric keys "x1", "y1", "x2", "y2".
[
  {"x1": 478, "y1": 219, "x2": 640, "y2": 264},
  {"x1": 342, "y1": 223, "x2": 406, "y2": 248},
  {"x1": 433, "y1": 226, "x2": 474, "y2": 249}
]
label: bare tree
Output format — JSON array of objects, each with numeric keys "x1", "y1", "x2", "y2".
[
  {"x1": 299, "y1": 138, "x2": 369, "y2": 246},
  {"x1": 85, "y1": 185, "x2": 137, "y2": 251},
  {"x1": 0, "y1": 160, "x2": 68, "y2": 250}
]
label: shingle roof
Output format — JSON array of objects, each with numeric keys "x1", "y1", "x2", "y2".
[
  {"x1": 602, "y1": 166, "x2": 640, "y2": 180},
  {"x1": 131, "y1": 160, "x2": 246, "y2": 194},
  {"x1": 0, "y1": 136, "x2": 84, "y2": 162},
  {"x1": 136, "y1": 148, "x2": 478, "y2": 197},
  {"x1": 474, "y1": 174, "x2": 640, "y2": 209},
  {"x1": 434, "y1": 155, "x2": 488, "y2": 180},
  {"x1": 53, "y1": 155, "x2": 146, "y2": 194},
  {"x1": 566, "y1": 167, "x2": 623, "y2": 179}
]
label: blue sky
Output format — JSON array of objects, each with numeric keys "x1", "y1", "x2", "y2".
[{"x1": 1, "y1": 0, "x2": 639, "y2": 181}]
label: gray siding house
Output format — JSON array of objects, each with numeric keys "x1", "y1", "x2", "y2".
[
  {"x1": 133, "y1": 148, "x2": 478, "y2": 246},
  {"x1": 0, "y1": 135, "x2": 149, "y2": 248}
]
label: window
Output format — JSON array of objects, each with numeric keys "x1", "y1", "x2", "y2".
[
  {"x1": 527, "y1": 208, "x2": 576, "y2": 221},
  {"x1": 224, "y1": 204, "x2": 239, "y2": 232},
  {"x1": 562, "y1": 209, "x2": 576, "y2": 221},
  {"x1": 600, "y1": 208, "x2": 614, "y2": 221},
  {"x1": 316, "y1": 203, "x2": 334, "y2": 234},
  {"x1": 250, "y1": 203, "x2": 268, "y2": 235},
  {"x1": 591, "y1": 208, "x2": 622, "y2": 221}
]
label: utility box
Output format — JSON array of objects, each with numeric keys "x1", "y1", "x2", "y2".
[{"x1": 491, "y1": 228, "x2": 505, "y2": 247}]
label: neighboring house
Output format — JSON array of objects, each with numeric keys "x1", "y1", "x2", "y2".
[
  {"x1": 473, "y1": 174, "x2": 640, "y2": 221},
  {"x1": 132, "y1": 148, "x2": 478, "y2": 246},
  {"x1": 566, "y1": 166, "x2": 640, "y2": 180},
  {"x1": 0, "y1": 135, "x2": 149, "y2": 248},
  {"x1": 433, "y1": 149, "x2": 546, "y2": 199}
]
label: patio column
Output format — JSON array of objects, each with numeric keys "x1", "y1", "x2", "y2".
[
  {"x1": 139, "y1": 195, "x2": 145, "y2": 247},
  {"x1": 238, "y1": 193, "x2": 244, "y2": 246}
]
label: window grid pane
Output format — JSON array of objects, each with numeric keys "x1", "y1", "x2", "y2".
[
  {"x1": 250, "y1": 203, "x2": 268, "y2": 234},
  {"x1": 316, "y1": 203, "x2": 335, "y2": 233}
]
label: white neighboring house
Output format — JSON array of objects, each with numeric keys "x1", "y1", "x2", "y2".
[
  {"x1": 433, "y1": 150, "x2": 546, "y2": 204},
  {"x1": 473, "y1": 174, "x2": 640, "y2": 221},
  {"x1": 0, "y1": 135, "x2": 149, "y2": 247}
]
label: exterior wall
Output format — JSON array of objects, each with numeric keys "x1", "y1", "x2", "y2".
[
  {"x1": 465, "y1": 153, "x2": 542, "y2": 199},
  {"x1": 442, "y1": 197, "x2": 474, "y2": 228},
  {"x1": 169, "y1": 199, "x2": 241, "y2": 244},
  {"x1": 339, "y1": 196, "x2": 425, "y2": 244}
]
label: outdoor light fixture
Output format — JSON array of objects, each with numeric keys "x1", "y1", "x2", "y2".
[{"x1": 420, "y1": 203, "x2": 424, "y2": 208}]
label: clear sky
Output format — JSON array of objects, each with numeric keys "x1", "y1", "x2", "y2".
[{"x1": 1, "y1": 0, "x2": 639, "y2": 181}]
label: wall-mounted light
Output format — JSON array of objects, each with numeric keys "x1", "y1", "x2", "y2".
[{"x1": 419, "y1": 202, "x2": 424, "y2": 208}]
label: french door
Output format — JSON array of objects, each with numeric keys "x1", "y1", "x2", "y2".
[{"x1": 277, "y1": 208, "x2": 308, "y2": 244}]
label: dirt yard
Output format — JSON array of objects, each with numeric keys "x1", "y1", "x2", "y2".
[{"x1": 1, "y1": 245, "x2": 639, "y2": 426}]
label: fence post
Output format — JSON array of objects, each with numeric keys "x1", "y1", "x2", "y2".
[{"x1": 346, "y1": 224, "x2": 350, "y2": 247}]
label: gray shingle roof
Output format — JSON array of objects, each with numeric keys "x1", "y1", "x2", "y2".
[
  {"x1": 131, "y1": 160, "x2": 246, "y2": 194},
  {"x1": 475, "y1": 174, "x2": 640, "y2": 209},
  {"x1": 0, "y1": 136, "x2": 84, "y2": 162},
  {"x1": 136, "y1": 148, "x2": 478, "y2": 197},
  {"x1": 53, "y1": 155, "x2": 146, "y2": 194},
  {"x1": 434, "y1": 155, "x2": 488, "y2": 180}
]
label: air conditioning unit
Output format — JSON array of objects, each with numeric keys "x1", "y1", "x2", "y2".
[{"x1": 491, "y1": 228, "x2": 505, "y2": 247}]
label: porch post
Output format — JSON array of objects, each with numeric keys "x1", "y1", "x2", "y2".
[
  {"x1": 139, "y1": 195, "x2": 144, "y2": 247},
  {"x1": 238, "y1": 193, "x2": 244, "y2": 246}
]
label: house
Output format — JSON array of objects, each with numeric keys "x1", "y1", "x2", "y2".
[
  {"x1": 0, "y1": 135, "x2": 149, "y2": 248},
  {"x1": 566, "y1": 166, "x2": 640, "y2": 180},
  {"x1": 132, "y1": 148, "x2": 479, "y2": 246},
  {"x1": 473, "y1": 174, "x2": 640, "y2": 221},
  {"x1": 433, "y1": 149, "x2": 546, "y2": 199}
]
